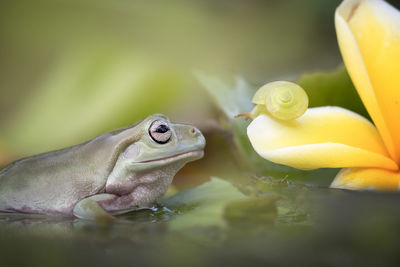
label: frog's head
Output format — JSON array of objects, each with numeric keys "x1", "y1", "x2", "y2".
[{"x1": 105, "y1": 114, "x2": 205, "y2": 196}]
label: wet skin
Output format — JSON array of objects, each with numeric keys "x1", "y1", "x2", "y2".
[{"x1": 0, "y1": 114, "x2": 205, "y2": 220}]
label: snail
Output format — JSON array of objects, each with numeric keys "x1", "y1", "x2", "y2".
[{"x1": 237, "y1": 81, "x2": 309, "y2": 121}]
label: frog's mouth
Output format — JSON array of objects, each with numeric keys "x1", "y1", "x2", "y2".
[{"x1": 137, "y1": 149, "x2": 204, "y2": 165}]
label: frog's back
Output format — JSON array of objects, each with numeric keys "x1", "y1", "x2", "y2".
[{"x1": 0, "y1": 124, "x2": 140, "y2": 215}]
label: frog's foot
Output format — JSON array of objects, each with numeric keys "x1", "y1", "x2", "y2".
[{"x1": 73, "y1": 194, "x2": 117, "y2": 221}]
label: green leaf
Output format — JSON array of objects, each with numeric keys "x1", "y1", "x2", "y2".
[
  {"x1": 194, "y1": 71, "x2": 254, "y2": 118},
  {"x1": 161, "y1": 177, "x2": 246, "y2": 229},
  {"x1": 298, "y1": 65, "x2": 370, "y2": 119}
]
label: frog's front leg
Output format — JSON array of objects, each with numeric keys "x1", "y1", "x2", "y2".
[{"x1": 73, "y1": 194, "x2": 117, "y2": 220}]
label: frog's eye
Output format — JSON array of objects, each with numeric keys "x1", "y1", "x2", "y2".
[{"x1": 149, "y1": 120, "x2": 172, "y2": 144}]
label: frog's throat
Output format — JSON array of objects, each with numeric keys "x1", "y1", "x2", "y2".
[{"x1": 104, "y1": 149, "x2": 204, "y2": 196}]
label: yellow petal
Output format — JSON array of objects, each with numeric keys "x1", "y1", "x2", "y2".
[
  {"x1": 331, "y1": 167, "x2": 400, "y2": 191},
  {"x1": 247, "y1": 107, "x2": 397, "y2": 170},
  {"x1": 336, "y1": 0, "x2": 400, "y2": 163}
]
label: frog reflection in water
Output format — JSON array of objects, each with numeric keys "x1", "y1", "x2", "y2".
[{"x1": 0, "y1": 114, "x2": 205, "y2": 220}]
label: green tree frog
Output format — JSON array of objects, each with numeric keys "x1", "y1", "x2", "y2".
[{"x1": 0, "y1": 114, "x2": 205, "y2": 220}]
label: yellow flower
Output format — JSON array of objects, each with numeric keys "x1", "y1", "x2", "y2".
[{"x1": 247, "y1": 0, "x2": 400, "y2": 191}]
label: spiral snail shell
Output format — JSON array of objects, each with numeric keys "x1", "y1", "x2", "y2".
[{"x1": 252, "y1": 81, "x2": 308, "y2": 121}]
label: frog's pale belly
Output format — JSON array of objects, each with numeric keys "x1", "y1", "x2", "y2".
[
  {"x1": 99, "y1": 163, "x2": 182, "y2": 214},
  {"x1": 99, "y1": 181, "x2": 173, "y2": 214}
]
